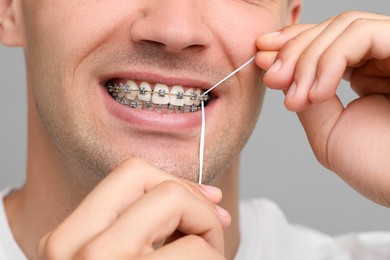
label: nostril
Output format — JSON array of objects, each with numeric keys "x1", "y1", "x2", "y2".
[
  {"x1": 130, "y1": 3, "x2": 212, "y2": 54},
  {"x1": 142, "y1": 40, "x2": 166, "y2": 49},
  {"x1": 136, "y1": 40, "x2": 205, "y2": 54},
  {"x1": 186, "y1": 44, "x2": 206, "y2": 51}
]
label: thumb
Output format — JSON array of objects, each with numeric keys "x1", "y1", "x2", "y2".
[{"x1": 295, "y1": 95, "x2": 344, "y2": 170}]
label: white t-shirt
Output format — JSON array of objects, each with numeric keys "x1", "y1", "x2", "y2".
[
  {"x1": 235, "y1": 199, "x2": 390, "y2": 260},
  {"x1": 0, "y1": 188, "x2": 26, "y2": 260},
  {"x1": 1, "y1": 188, "x2": 390, "y2": 260}
]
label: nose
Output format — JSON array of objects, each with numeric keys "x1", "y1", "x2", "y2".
[{"x1": 131, "y1": 1, "x2": 212, "y2": 53}]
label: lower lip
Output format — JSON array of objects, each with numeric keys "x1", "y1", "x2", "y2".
[{"x1": 100, "y1": 85, "x2": 215, "y2": 133}]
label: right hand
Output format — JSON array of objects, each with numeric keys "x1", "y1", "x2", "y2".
[
  {"x1": 36, "y1": 158, "x2": 230, "y2": 259},
  {"x1": 255, "y1": 12, "x2": 390, "y2": 206}
]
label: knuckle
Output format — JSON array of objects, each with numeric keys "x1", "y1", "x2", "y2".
[
  {"x1": 337, "y1": 11, "x2": 365, "y2": 22},
  {"x1": 158, "y1": 180, "x2": 188, "y2": 199},
  {"x1": 349, "y1": 18, "x2": 370, "y2": 30},
  {"x1": 75, "y1": 243, "x2": 104, "y2": 260},
  {"x1": 113, "y1": 157, "x2": 151, "y2": 181},
  {"x1": 278, "y1": 38, "x2": 296, "y2": 54},
  {"x1": 318, "y1": 50, "x2": 334, "y2": 70},
  {"x1": 324, "y1": 15, "x2": 337, "y2": 24},
  {"x1": 121, "y1": 157, "x2": 147, "y2": 169},
  {"x1": 296, "y1": 50, "x2": 312, "y2": 65},
  {"x1": 185, "y1": 235, "x2": 210, "y2": 250},
  {"x1": 279, "y1": 36, "x2": 303, "y2": 59}
]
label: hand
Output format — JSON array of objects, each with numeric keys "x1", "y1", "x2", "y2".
[
  {"x1": 36, "y1": 158, "x2": 230, "y2": 259},
  {"x1": 255, "y1": 12, "x2": 390, "y2": 206}
]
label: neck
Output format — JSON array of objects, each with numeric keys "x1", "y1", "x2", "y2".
[
  {"x1": 4, "y1": 87, "x2": 241, "y2": 259},
  {"x1": 4, "y1": 87, "x2": 98, "y2": 258}
]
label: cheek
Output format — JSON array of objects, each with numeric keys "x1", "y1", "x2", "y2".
[
  {"x1": 241, "y1": 72, "x2": 265, "y2": 128},
  {"x1": 210, "y1": 3, "x2": 283, "y2": 60},
  {"x1": 21, "y1": 0, "x2": 136, "y2": 123},
  {"x1": 229, "y1": 66, "x2": 265, "y2": 147},
  {"x1": 22, "y1": 0, "x2": 140, "y2": 72}
]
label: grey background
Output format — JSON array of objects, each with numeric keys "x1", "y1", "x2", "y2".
[{"x1": 0, "y1": 1, "x2": 389, "y2": 235}]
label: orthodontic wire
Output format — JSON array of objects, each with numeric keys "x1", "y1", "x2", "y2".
[{"x1": 198, "y1": 55, "x2": 256, "y2": 184}]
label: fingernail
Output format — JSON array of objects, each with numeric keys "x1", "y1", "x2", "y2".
[
  {"x1": 286, "y1": 82, "x2": 297, "y2": 99},
  {"x1": 215, "y1": 205, "x2": 230, "y2": 217},
  {"x1": 265, "y1": 31, "x2": 282, "y2": 37},
  {"x1": 267, "y1": 59, "x2": 282, "y2": 74},
  {"x1": 200, "y1": 185, "x2": 222, "y2": 195}
]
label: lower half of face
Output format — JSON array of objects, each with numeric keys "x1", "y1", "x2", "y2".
[
  {"x1": 25, "y1": 0, "x2": 284, "y2": 183},
  {"x1": 33, "y1": 67, "x2": 265, "y2": 184}
]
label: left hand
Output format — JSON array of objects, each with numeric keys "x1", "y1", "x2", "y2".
[
  {"x1": 36, "y1": 158, "x2": 229, "y2": 259},
  {"x1": 255, "y1": 11, "x2": 390, "y2": 206}
]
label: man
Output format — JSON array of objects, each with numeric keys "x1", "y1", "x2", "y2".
[{"x1": 0, "y1": 0, "x2": 389, "y2": 259}]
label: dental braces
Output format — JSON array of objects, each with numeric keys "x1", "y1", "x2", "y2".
[
  {"x1": 106, "y1": 83, "x2": 209, "y2": 102},
  {"x1": 114, "y1": 97, "x2": 202, "y2": 112}
]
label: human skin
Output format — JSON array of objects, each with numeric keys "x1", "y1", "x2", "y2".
[
  {"x1": 0, "y1": 0, "x2": 300, "y2": 259},
  {"x1": 14, "y1": 0, "x2": 297, "y2": 185},
  {"x1": 0, "y1": 1, "x2": 390, "y2": 259},
  {"x1": 256, "y1": 12, "x2": 390, "y2": 206}
]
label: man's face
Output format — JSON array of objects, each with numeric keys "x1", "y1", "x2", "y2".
[{"x1": 19, "y1": 0, "x2": 296, "y2": 183}]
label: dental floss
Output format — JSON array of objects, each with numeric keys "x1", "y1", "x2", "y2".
[
  {"x1": 198, "y1": 100, "x2": 205, "y2": 184},
  {"x1": 202, "y1": 56, "x2": 255, "y2": 97},
  {"x1": 198, "y1": 55, "x2": 256, "y2": 184}
]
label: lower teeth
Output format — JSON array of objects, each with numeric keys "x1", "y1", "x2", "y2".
[{"x1": 114, "y1": 97, "x2": 201, "y2": 113}]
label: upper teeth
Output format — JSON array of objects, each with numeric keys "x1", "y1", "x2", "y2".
[{"x1": 106, "y1": 80, "x2": 208, "y2": 106}]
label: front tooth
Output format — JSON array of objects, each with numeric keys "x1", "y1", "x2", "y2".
[
  {"x1": 138, "y1": 82, "x2": 152, "y2": 101},
  {"x1": 184, "y1": 88, "x2": 194, "y2": 106},
  {"x1": 117, "y1": 83, "x2": 126, "y2": 98},
  {"x1": 193, "y1": 89, "x2": 202, "y2": 106},
  {"x1": 170, "y1": 86, "x2": 185, "y2": 107},
  {"x1": 152, "y1": 84, "x2": 170, "y2": 105},
  {"x1": 125, "y1": 80, "x2": 139, "y2": 100}
]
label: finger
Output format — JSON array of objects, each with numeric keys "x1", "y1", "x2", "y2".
[
  {"x1": 140, "y1": 235, "x2": 225, "y2": 260},
  {"x1": 299, "y1": 95, "x2": 390, "y2": 207},
  {"x1": 256, "y1": 24, "x2": 316, "y2": 51},
  {"x1": 40, "y1": 158, "x2": 163, "y2": 258},
  {"x1": 310, "y1": 19, "x2": 390, "y2": 103},
  {"x1": 355, "y1": 58, "x2": 390, "y2": 77},
  {"x1": 199, "y1": 184, "x2": 223, "y2": 204},
  {"x1": 342, "y1": 67, "x2": 355, "y2": 82},
  {"x1": 345, "y1": 46, "x2": 390, "y2": 96},
  {"x1": 256, "y1": 26, "x2": 313, "y2": 85},
  {"x1": 262, "y1": 12, "x2": 388, "y2": 111},
  {"x1": 255, "y1": 50, "x2": 278, "y2": 72},
  {"x1": 263, "y1": 22, "x2": 332, "y2": 91},
  {"x1": 283, "y1": 12, "x2": 387, "y2": 111},
  {"x1": 296, "y1": 95, "x2": 344, "y2": 170},
  {"x1": 163, "y1": 204, "x2": 230, "y2": 246},
  {"x1": 284, "y1": 15, "x2": 366, "y2": 111},
  {"x1": 350, "y1": 71, "x2": 390, "y2": 97},
  {"x1": 40, "y1": 158, "x2": 223, "y2": 258},
  {"x1": 76, "y1": 181, "x2": 227, "y2": 259}
]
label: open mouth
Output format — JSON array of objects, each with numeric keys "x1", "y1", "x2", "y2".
[{"x1": 104, "y1": 79, "x2": 212, "y2": 113}]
